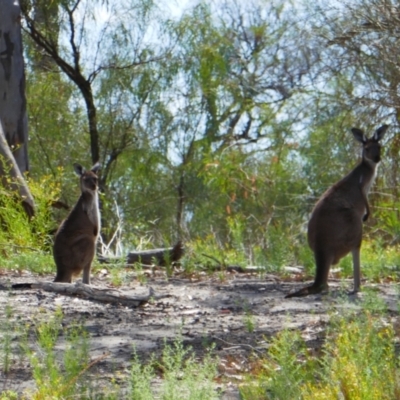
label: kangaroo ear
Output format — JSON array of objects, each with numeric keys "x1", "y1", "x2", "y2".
[
  {"x1": 351, "y1": 128, "x2": 366, "y2": 143},
  {"x1": 91, "y1": 162, "x2": 101, "y2": 174},
  {"x1": 373, "y1": 124, "x2": 389, "y2": 141},
  {"x1": 73, "y1": 163, "x2": 85, "y2": 176}
]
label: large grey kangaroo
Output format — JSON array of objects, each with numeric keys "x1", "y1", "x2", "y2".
[
  {"x1": 53, "y1": 163, "x2": 101, "y2": 284},
  {"x1": 286, "y1": 124, "x2": 388, "y2": 298}
]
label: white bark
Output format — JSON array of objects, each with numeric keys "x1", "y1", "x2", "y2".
[
  {"x1": 0, "y1": 0, "x2": 34, "y2": 216},
  {"x1": 0, "y1": 120, "x2": 35, "y2": 215},
  {"x1": 0, "y1": 0, "x2": 29, "y2": 172}
]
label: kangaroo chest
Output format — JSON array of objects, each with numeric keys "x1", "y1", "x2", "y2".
[
  {"x1": 360, "y1": 166, "x2": 377, "y2": 197},
  {"x1": 81, "y1": 193, "x2": 100, "y2": 234}
]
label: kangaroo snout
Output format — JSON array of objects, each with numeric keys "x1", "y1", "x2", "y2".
[{"x1": 83, "y1": 176, "x2": 98, "y2": 191}]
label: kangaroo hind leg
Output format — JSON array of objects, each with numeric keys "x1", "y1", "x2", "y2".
[
  {"x1": 312, "y1": 250, "x2": 334, "y2": 293},
  {"x1": 82, "y1": 262, "x2": 91, "y2": 285},
  {"x1": 351, "y1": 247, "x2": 361, "y2": 293},
  {"x1": 54, "y1": 268, "x2": 72, "y2": 283},
  {"x1": 285, "y1": 250, "x2": 333, "y2": 298}
]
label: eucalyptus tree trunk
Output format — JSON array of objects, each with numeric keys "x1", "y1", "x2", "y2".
[{"x1": 0, "y1": 0, "x2": 35, "y2": 217}]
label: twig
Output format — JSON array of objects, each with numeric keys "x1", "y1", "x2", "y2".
[
  {"x1": 212, "y1": 336, "x2": 264, "y2": 354},
  {"x1": 201, "y1": 253, "x2": 224, "y2": 266},
  {"x1": 59, "y1": 352, "x2": 109, "y2": 395}
]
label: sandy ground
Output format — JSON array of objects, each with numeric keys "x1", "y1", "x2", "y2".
[{"x1": 0, "y1": 268, "x2": 398, "y2": 398}]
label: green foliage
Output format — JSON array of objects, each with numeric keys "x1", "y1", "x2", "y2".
[
  {"x1": 357, "y1": 287, "x2": 388, "y2": 314},
  {"x1": 325, "y1": 239, "x2": 400, "y2": 284},
  {"x1": 361, "y1": 241, "x2": 400, "y2": 283},
  {"x1": 299, "y1": 112, "x2": 360, "y2": 195},
  {"x1": 294, "y1": 242, "x2": 315, "y2": 275},
  {"x1": 25, "y1": 71, "x2": 87, "y2": 178},
  {"x1": 0, "y1": 171, "x2": 60, "y2": 277},
  {"x1": 241, "y1": 308, "x2": 400, "y2": 400},
  {"x1": 24, "y1": 308, "x2": 92, "y2": 399},
  {"x1": 1, "y1": 252, "x2": 55, "y2": 275},
  {"x1": 188, "y1": 233, "x2": 248, "y2": 271},
  {"x1": 304, "y1": 313, "x2": 399, "y2": 399},
  {"x1": 241, "y1": 329, "x2": 314, "y2": 399},
  {"x1": 0, "y1": 172, "x2": 59, "y2": 257}
]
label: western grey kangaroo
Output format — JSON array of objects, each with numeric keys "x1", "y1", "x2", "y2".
[
  {"x1": 286, "y1": 124, "x2": 388, "y2": 298},
  {"x1": 53, "y1": 162, "x2": 101, "y2": 284}
]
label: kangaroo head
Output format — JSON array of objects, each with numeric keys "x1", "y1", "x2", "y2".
[
  {"x1": 351, "y1": 124, "x2": 389, "y2": 165},
  {"x1": 73, "y1": 162, "x2": 101, "y2": 193}
]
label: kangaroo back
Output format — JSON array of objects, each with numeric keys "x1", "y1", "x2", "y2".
[
  {"x1": 286, "y1": 124, "x2": 388, "y2": 298},
  {"x1": 53, "y1": 162, "x2": 101, "y2": 284}
]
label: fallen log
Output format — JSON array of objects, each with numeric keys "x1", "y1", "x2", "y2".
[
  {"x1": 10, "y1": 281, "x2": 154, "y2": 307},
  {"x1": 99, "y1": 241, "x2": 184, "y2": 266}
]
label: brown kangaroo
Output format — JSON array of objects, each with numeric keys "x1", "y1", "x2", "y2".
[
  {"x1": 53, "y1": 163, "x2": 101, "y2": 284},
  {"x1": 286, "y1": 124, "x2": 388, "y2": 298}
]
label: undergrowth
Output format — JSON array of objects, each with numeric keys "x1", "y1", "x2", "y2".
[
  {"x1": 3, "y1": 292, "x2": 399, "y2": 399},
  {"x1": 0, "y1": 307, "x2": 219, "y2": 399},
  {"x1": 0, "y1": 173, "x2": 59, "y2": 276},
  {"x1": 240, "y1": 296, "x2": 400, "y2": 400}
]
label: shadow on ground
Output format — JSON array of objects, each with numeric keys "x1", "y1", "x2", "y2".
[{"x1": 0, "y1": 269, "x2": 398, "y2": 397}]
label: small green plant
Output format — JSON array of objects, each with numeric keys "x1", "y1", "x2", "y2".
[
  {"x1": 216, "y1": 270, "x2": 228, "y2": 282},
  {"x1": 129, "y1": 335, "x2": 218, "y2": 400},
  {"x1": 0, "y1": 391, "x2": 18, "y2": 400},
  {"x1": 243, "y1": 328, "x2": 313, "y2": 400},
  {"x1": 104, "y1": 259, "x2": 129, "y2": 287},
  {"x1": 109, "y1": 266, "x2": 124, "y2": 286},
  {"x1": 134, "y1": 262, "x2": 148, "y2": 285},
  {"x1": 159, "y1": 336, "x2": 218, "y2": 400},
  {"x1": 1, "y1": 303, "x2": 14, "y2": 374},
  {"x1": 161, "y1": 251, "x2": 174, "y2": 278},
  {"x1": 130, "y1": 348, "x2": 156, "y2": 400},
  {"x1": 242, "y1": 301, "x2": 256, "y2": 333},
  {"x1": 23, "y1": 308, "x2": 93, "y2": 399}
]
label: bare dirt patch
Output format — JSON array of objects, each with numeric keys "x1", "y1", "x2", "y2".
[{"x1": 0, "y1": 269, "x2": 398, "y2": 398}]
